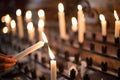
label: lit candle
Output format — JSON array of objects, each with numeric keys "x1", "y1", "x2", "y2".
[
  {"x1": 71, "y1": 17, "x2": 78, "y2": 32},
  {"x1": 114, "y1": 10, "x2": 120, "y2": 38},
  {"x1": 77, "y1": 5, "x2": 85, "y2": 43},
  {"x1": 27, "y1": 22, "x2": 35, "y2": 43},
  {"x1": 48, "y1": 46, "x2": 57, "y2": 80},
  {"x1": 38, "y1": 9, "x2": 45, "y2": 20},
  {"x1": 14, "y1": 41, "x2": 44, "y2": 60},
  {"x1": 41, "y1": 32, "x2": 48, "y2": 43},
  {"x1": 5, "y1": 14, "x2": 11, "y2": 31},
  {"x1": 2, "y1": 26, "x2": 8, "y2": 34},
  {"x1": 25, "y1": 10, "x2": 32, "y2": 23},
  {"x1": 10, "y1": 20, "x2": 16, "y2": 36},
  {"x1": 99, "y1": 14, "x2": 107, "y2": 36},
  {"x1": 16, "y1": 9, "x2": 24, "y2": 39},
  {"x1": 38, "y1": 19, "x2": 44, "y2": 40},
  {"x1": 58, "y1": 3, "x2": 68, "y2": 40}
]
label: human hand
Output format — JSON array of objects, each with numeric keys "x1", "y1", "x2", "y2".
[{"x1": 0, "y1": 53, "x2": 16, "y2": 72}]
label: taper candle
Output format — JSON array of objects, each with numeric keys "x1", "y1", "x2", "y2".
[
  {"x1": 38, "y1": 9, "x2": 45, "y2": 20},
  {"x1": 10, "y1": 20, "x2": 16, "y2": 36},
  {"x1": 25, "y1": 10, "x2": 32, "y2": 23},
  {"x1": 71, "y1": 17, "x2": 78, "y2": 32},
  {"x1": 38, "y1": 19, "x2": 44, "y2": 40}
]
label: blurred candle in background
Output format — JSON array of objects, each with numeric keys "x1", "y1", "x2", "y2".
[
  {"x1": 2, "y1": 26, "x2": 9, "y2": 34},
  {"x1": 71, "y1": 17, "x2": 78, "y2": 32},
  {"x1": 38, "y1": 9, "x2": 45, "y2": 21},
  {"x1": 38, "y1": 19, "x2": 44, "y2": 40},
  {"x1": 10, "y1": 20, "x2": 16, "y2": 36},
  {"x1": 16, "y1": 9, "x2": 24, "y2": 39},
  {"x1": 25, "y1": 10, "x2": 32, "y2": 23},
  {"x1": 5, "y1": 14, "x2": 11, "y2": 32}
]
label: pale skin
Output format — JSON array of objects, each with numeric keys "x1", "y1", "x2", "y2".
[{"x1": 0, "y1": 53, "x2": 16, "y2": 72}]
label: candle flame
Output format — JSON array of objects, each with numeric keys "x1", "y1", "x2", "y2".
[
  {"x1": 2, "y1": 26, "x2": 8, "y2": 34},
  {"x1": 114, "y1": 10, "x2": 119, "y2": 20},
  {"x1": 16, "y1": 9, "x2": 22, "y2": 16},
  {"x1": 77, "y1": 5, "x2": 82, "y2": 10},
  {"x1": 48, "y1": 46, "x2": 55, "y2": 60},
  {"x1": 38, "y1": 19, "x2": 44, "y2": 28},
  {"x1": 5, "y1": 14, "x2": 11, "y2": 23},
  {"x1": 72, "y1": 17, "x2": 77, "y2": 26},
  {"x1": 58, "y1": 3, "x2": 64, "y2": 12},
  {"x1": 25, "y1": 10, "x2": 32, "y2": 19},
  {"x1": 11, "y1": 20, "x2": 16, "y2": 28},
  {"x1": 38, "y1": 9, "x2": 45, "y2": 18},
  {"x1": 27, "y1": 22, "x2": 34, "y2": 30},
  {"x1": 99, "y1": 14, "x2": 105, "y2": 21},
  {"x1": 1, "y1": 16, "x2": 5, "y2": 22},
  {"x1": 42, "y1": 32, "x2": 48, "y2": 43}
]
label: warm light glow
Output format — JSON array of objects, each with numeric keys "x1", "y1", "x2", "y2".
[
  {"x1": 25, "y1": 10, "x2": 32, "y2": 19},
  {"x1": 48, "y1": 46, "x2": 55, "y2": 60},
  {"x1": 11, "y1": 20, "x2": 16, "y2": 28},
  {"x1": 114, "y1": 10, "x2": 119, "y2": 20},
  {"x1": 2, "y1": 26, "x2": 8, "y2": 34},
  {"x1": 72, "y1": 17, "x2": 77, "y2": 26},
  {"x1": 16, "y1": 9, "x2": 22, "y2": 16},
  {"x1": 77, "y1": 5, "x2": 82, "y2": 10},
  {"x1": 42, "y1": 32, "x2": 48, "y2": 43},
  {"x1": 5, "y1": 14, "x2": 11, "y2": 23},
  {"x1": 1, "y1": 16, "x2": 5, "y2": 22},
  {"x1": 38, "y1": 9, "x2": 45, "y2": 18},
  {"x1": 58, "y1": 3, "x2": 64, "y2": 12},
  {"x1": 27, "y1": 22, "x2": 34, "y2": 30},
  {"x1": 38, "y1": 19, "x2": 44, "y2": 28},
  {"x1": 99, "y1": 14, "x2": 105, "y2": 21}
]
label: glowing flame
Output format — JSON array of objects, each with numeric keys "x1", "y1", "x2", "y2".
[
  {"x1": 99, "y1": 14, "x2": 105, "y2": 21},
  {"x1": 5, "y1": 14, "x2": 11, "y2": 23},
  {"x1": 48, "y1": 46, "x2": 55, "y2": 60},
  {"x1": 77, "y1": 5, "x2": 82, "y2": 10},
  {"x1": 16, "y1": 9, "x2": 22, "y2": 16},
  {"x1": 58, "y1": 3, "x2": 64, "y2": 12},
  {"x1": 11, "y1": 20, "x2": 16, "y2": 28},
  {"x1": 2, "y1": 26, "x2": 8, "y2": 34},
  {"x1": 71, "y1": 17, "x2": 77, "y2": 26},
  {"x1": 38, "y1": 9, "x2": 45, "y2": 18},
  {"x1": 42, "y1": 32, "x2": 48, "y2": 43},
  {"x1": 27, "y1": 22, "x2": 34, "y2": 30},
  {"x1": 38, "y1": 19, "x2": 44, "y2": 28},
  {"x1": 25, "y1": 10, "x2": 32, "y2": 19},
  {"x1": 114, "y1": 10, "x2": 119, "y2": 20},
  {"x1": 1, "y1": 16, "x2": 5, "y2": 22}
]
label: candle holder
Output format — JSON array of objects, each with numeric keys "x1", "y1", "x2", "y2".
[
  {"x1": 114, "y1": 37, "x2": 119, "y2": 46},
  {"x1": 102, "y1": 36, "x2": 107, "y2": 43},
  {"x1": 89, "y1": 43, "x2": 95, "y2": 51},
  {"x1": 101, "y1": 45, "x2": 107, "y2": 54},
  {"x1": 101, "y1": 62, "x2": 108, "y2": 72},
  {"x1": 92, "y1": 33, "x2": 96, "y2": 40},
  {"x1": 86, "y1": 57, "x2": 93, "y2": 66}
]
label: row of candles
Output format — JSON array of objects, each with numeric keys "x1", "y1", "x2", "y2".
[{"x1": 1, "y1": 2, "x2": 120, "y2": 80}]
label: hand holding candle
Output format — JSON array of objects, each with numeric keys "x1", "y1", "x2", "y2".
[{"x1": 14, "y1": 41, "x2": 44, "y2": 60}]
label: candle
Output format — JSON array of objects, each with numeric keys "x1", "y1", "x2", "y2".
[
  {"x1": 14, "y1": 41, "x2": 44, "y2": 60},
  {"x1": 16, "y1": 9, "x2": 24, "y2": 39},
  {"x1": 41, "y1": 32, "x2": 48, "y2": 43},
  {"x1": 48, "y1": 46, "x2": 57, "y2": 80},
  {"x1": 114, "y1": 10, "x2": 120, "y2": 38},
  {"x1": 5, "y1": 14, "x2": 11, "y2": 31},
  {"x1": 25, "y1": 10, "x2": 32, "y2": 23},
  {"x1": 2, "y1": 26, "x2": 8, "y2": 34},
  {"x1": 77, "y1": 5, "x2": 85, "y2": 43},
  {"x1": 27, "y1": 22, "x2": 35, "y2": 43},
  {"x1": 99, "y1": 14, "x2": 107, "y2": 36},
  {"x1": 10, "y1": 20, "x2": 16, "y2": 36},
  {"x1": 71, "y1": 17, "x2": 78, "y2": 32},
  {"x1": 38, "y1": 9, "x2": 45, "y2": 20},
  {"x1": 58, "y1": 3, "x2": 68, "y2": 40},
  {"x1": 38, "y1": 19, "x2": 44, "y2": 40}
]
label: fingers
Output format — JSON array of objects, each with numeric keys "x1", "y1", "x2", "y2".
[
  {"x1": 0, "y1": 63, "x2": 16, "y2": 71},
  {"x1": 0, "y1": 55, "x2": 16, "y2": 63}
]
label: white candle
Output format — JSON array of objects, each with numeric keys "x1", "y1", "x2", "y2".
[
  {"x1": 48, "y1": 46, "x2": 56, "y2": 80},
  {"x1": 10, "y1": 20, "x2": 16, "y2": 36},
  {"x1": 77, "y1": 5, "x2": 85, "y2": 43},
  {"x1": 71, "y1": 17, "x2": 78, "y2": 32},
  {"x1": 25, "y1": 10, "x2": 32, "y2": 23},
  {"x1": 27, "y1": 22, "x2": 35, "y2": 43},
  {"x1": 38, "y1": 9, "x2": 45, "y2": 20},
  {"x1": 58, "y1": 3, "x2": 68, "y2": 40},
  {"x1": 14, "y1": 41, "x2": 44, "y2": 60},
  {"x1": 114, "y1": 10, "x2": 120, "y2": 38},
  {"x1": 16, "y1": 9, "x2": 24, "y2": 39},
  {"x1": 38, "y1": 19, "x2": 44, "y2": 40},
  {"x1": 99, "y1": 14, "x2": 107, "y2": 36}
]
